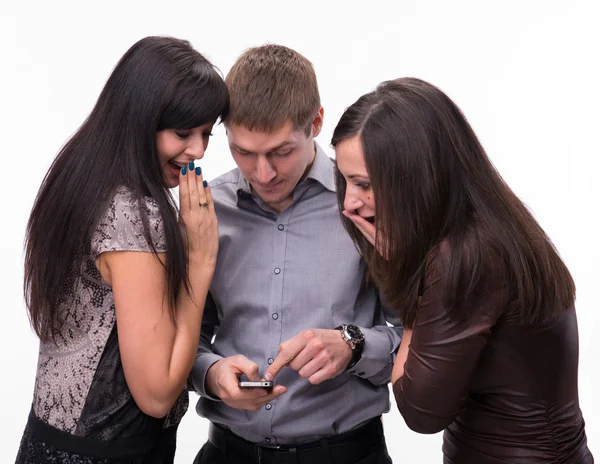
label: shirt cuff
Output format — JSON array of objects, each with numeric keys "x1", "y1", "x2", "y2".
[
  {"x1": 189, "y1": 353, "x2": 224, "y2": 400},
  {"x1": 347, "y1": 326, "x2": 395, "y2": 379}
]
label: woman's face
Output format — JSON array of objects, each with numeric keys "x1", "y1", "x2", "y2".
[
  {"x1": 335, "y1": 135, "x2": 376, "y2": 223},
  {"x1": 156, "y1": 122, "x2": 214, "y2": 188}
]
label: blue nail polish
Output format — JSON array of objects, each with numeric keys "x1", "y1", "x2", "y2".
[
  {"x1": 203, "y1": 180, "x2": 208, "y2": 188},
  {"x1": 188, "y1": 161, "x2": 194, "y2": 170},
  {"x1": 181, "y1": 166, "x2": 187, "y2": 175},
  {"x1": 195, "y1": 166, "x2": 201, "y2": 176}
]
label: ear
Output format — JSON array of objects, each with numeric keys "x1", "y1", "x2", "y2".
[{"x1": 310, "y1": 107, "x2": 325, "y2": 138}]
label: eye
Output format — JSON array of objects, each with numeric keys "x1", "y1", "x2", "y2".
[
  {"x1": 203, "y1": 132, "x2": 214, "y2": 138},
  {"x1": 356, "y1": 182, "x2": 371, "y2": 190},
  {"x1": 175, "y1": 131, "x2": 190, "y2": 139},
  {"x1": 274, "y1": 149, "x2": 293, "y2": 157}
]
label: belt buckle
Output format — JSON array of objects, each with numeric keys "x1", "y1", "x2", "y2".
[
  {"x1": 255, "y1": 442, "x2": 281, "y2": 464},
  {"x1": 257, "y1": 442, "x2": 281, "y2": 451}
]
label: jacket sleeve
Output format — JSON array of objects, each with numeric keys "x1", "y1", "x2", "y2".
[{"x1": 393, "y1": 257, "x2": 505, "y2": 434}]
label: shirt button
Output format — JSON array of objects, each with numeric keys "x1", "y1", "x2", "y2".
[
  {"x1": 278, "y1": 224, "x2": 284, "y2": 231},
  {"x1": 358, "y1": 372, "x2": 365, "y2": 376},
  {"x1": 265, "y1": 438, "x2": 272, "y2": 443},
  {"x1": 274, "y1": 268, "x2": 281, "y2": 274},
  {"x1": 268, "y1": 358, "x2": 274, "y2": 364},
  {"x1": 265, "y1": 403, "x2": 272, "y2": 410},
  {"x1": 272, "y1": 313, "x2": 279, "y2": 320}
]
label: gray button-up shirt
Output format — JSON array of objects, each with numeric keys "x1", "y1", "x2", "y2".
[{"x1": 190, "y1": 144, "x2": 403, "y2": 445}]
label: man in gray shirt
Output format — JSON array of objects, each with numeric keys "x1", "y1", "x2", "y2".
[{"x1": 189, "y1": 44, "x2": 403, "y2": 464}]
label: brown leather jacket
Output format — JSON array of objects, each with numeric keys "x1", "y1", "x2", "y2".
[{"x1": 393, "y1": 256, "x2": 593, "y2": 463}]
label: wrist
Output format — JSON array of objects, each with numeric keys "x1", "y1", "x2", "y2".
[
  {"x1": 335, "y1": 324, "x2": 365, "y2": 371},
  {"x1": 188, "y1": 253, "x2": 218, "y2": 269},
  {"x1": 205, "y1": 361, "x2": 221, "y2": 398},
  {"x1": 187, "y1": 260, "x2": 216, "y2": 282}
]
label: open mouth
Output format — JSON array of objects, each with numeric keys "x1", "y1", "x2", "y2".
[
  {"x1": 355, "y1": 210, "x2": 375, "y2": 224},
  {"x1": 169, "y1": 161, "x2": 184, "y2": 170}
]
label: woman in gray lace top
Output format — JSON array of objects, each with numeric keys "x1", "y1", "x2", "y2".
[{"x1": 16, "y1": 36, "x2": 228, "y2": 464}]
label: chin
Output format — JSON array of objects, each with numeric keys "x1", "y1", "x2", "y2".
[{"x1": 164, "y1": 179, "x2": 179, "y2": 189}]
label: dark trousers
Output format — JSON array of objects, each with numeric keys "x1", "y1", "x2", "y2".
[{"x1": 193, "y1": 418, "x2": 392, "y2": 464}]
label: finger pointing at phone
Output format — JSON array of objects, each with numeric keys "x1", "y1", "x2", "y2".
[{"x1": 265, "y1": 329, "x2": 352, "y2": 385}]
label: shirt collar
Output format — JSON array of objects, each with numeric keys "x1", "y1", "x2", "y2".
[{"x1": 306, "y1": 142, "x2": 336, "y2": 192}]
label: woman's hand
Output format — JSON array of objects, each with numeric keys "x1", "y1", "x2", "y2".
[
  {"x1": 342, "y1": 210, "x2": 387, "y2": 258},
  {"x1": 179, "y1": 163, "x2": 218, "y2": 267},
  {"x1": 392, "y1": 328, "x2": 413, "y2": 384}
]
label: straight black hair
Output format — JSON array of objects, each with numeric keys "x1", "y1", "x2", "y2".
[{"x1": 25, "y1": 36, "x2": 229, "y2": 341}]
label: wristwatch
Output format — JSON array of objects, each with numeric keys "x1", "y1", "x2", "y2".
[{"x1": 335, "y1": 324, "x2": 365, "y2": 371}]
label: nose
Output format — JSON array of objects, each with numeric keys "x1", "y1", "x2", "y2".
[
  {"x1": 344, "y1": 187, "x2": 364, "y2": 212},
  {"x1": 186, "y1": 135, "x2": 206, "y2": 161},
  {"x1": 256, "y1": 155, "x2": 276, "y2": 184}
]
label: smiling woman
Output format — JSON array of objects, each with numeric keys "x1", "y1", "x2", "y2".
[
  {"x1": 157, "y1": 124, "x2": 215, "y2": 189},
  {"x1": 16, "y1": 36, "x2": 228, "y2": 464}
]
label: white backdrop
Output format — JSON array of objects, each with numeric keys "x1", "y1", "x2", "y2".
[{"x1": 1, "y1": 1, "x2": 598, "y2": 462}]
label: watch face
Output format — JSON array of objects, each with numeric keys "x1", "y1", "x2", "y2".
[{"x1": 346, "y1": 324, "x2": 365, "y2": 342}]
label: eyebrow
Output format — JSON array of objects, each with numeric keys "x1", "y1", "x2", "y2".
[{"x1": 231, "y1": 141, "x2": 295, "y2": 155}]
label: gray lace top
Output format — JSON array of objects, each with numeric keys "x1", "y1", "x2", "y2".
[{"x1": 31, "y1": 187, "x2": 187, "y2": 439}]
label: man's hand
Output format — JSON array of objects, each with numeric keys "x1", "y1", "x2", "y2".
[
  {"x1": 264, "y1": 329, "x2": 352, "y2": 385},
  {"x1": 206, "y1": 355, "x2": 286, "y2": 410}
]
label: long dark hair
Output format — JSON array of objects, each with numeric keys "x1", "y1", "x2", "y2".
[
  {"x1": 25, "y1": 36, "x2": 229, "y2": 342},
  {"x1": 331, "y1": 77, "x2": 575, "y2": 328}
]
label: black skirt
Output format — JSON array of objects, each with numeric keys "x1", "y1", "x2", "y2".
[{"x1": 15, "y1": 410, "x2": 178, "y2": 464}]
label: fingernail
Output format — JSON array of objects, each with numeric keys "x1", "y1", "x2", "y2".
[
  {"x1": 203, "y1": 180, "x2": 208, "y2": 188},
  {"x1": 188, "y1": 161, "x2": 194, "y2": 170},
  {"x1": 181, "y1": 166, "x2": 187, "y2": 175},
  {"x1": 264, "y1": 373, "x2": 273, "y2": 381},
  {"x1": 195, "y1": 166, "x2": 201, "y2": 176}
]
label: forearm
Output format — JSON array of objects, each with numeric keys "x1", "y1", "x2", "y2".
[
  {"x1": 167, "y1": 263, "x2": 215, "y2": 387},
  {"x1": 141, "y1": 263, "x2": 215, "y2": 414}
]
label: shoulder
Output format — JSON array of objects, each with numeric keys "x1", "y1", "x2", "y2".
[
  {"x1": 92, "y1": 187, "x2": 167, "y2": 256},
  {"x1": 109, "y1": 187, "x2": 161, "y2": 219},
  {"x1": 425, "y1": 239, "x2": 509, "y2": 315},
  {"x1": 209, "y1": 168, "x2": 242, "y2": 205},
  {"x1": 209, "y1": 168, "x2": 240, "y2": 190}
]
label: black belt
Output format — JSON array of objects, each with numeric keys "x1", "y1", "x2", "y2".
[{"x1": 208, "y1": 417, "x2": 385, "y2": 464}]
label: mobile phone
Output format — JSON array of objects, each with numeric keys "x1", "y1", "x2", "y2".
[{"x1": 238, "y1": 380, "x2": 273, "y2": 389}]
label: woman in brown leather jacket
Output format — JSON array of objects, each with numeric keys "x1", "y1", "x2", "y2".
[{"x1": 332, "y1": 77, "x2": 593, "y2": 463}]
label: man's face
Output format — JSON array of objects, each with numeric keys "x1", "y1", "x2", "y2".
[{"x1": 226, "y1": 110, "x2": 323, "y2": 213}]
